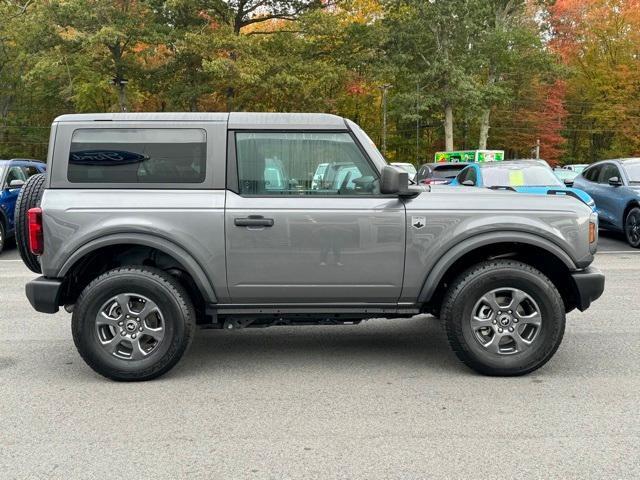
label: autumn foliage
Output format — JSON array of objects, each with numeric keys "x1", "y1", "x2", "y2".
[{"x1": 1, "y1": 0, "x2": 639, "y2": 165}]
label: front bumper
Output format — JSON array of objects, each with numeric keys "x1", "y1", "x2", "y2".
[
  {"x1": 25, "y1": 276, "x2": 63, "y2": 314},
  {"x1": 571, "y1": 266, "x2": 605, "y2": 311}
]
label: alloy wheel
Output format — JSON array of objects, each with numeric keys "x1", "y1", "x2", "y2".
[
  {"x1": 626, "y1": 210, "x2": 640, "y2": 247},
  {"x1": 470, "y1": 288, "x2": 542, "y2": 355},
  {"x1": 95, "y1": 293, "x2": 165, "y2": 360}
]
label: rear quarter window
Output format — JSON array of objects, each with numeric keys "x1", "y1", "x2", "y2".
[{"x1": 67, "y1": 128, "x2": 206, "y2": 184}]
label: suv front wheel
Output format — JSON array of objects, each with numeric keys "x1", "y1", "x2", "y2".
[
  {"x1": 72, "y1": 266, "x2": 196, "y2": 381},
  {"x1": 442, "y1": 260, "x2": 565, "y2": 376}
]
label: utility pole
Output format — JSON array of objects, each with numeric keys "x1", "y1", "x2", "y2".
[
  {"x1": 416, "y1": 83, "x2": 420, "y2": 164},
  {"x1": 379, "y1": 84, "x2": 392, "y2": 156},
  {"x1": 535, "y1": 138, "x2": 540, "y2": 160}
]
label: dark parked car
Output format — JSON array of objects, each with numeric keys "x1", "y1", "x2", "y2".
[
  {"x1": 573, "y1": 158, "x2": 640, "y2": 247},
  {"x1": 0, "y1": 159, "x2": 46, "y2": 253},
  {"x1": 415, "y1": 162, "x2": 468, "y2": 185}
]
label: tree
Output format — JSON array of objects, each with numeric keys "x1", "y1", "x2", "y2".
[
  {"x1": 549, "y1": 0, "x2": 640, "y2": 161},
  {"x1": 473, "y1": 1, "x2": 554, "y2": 150},
  {"x1": 47, "y1": 0, "x2": 158, "y2": 112},
  {"x1": 204, "y1": 0, "x2": 335, "y2": 34},
  {"x1": 384, "y1": 0, "x2": 483, "y2": 152}
]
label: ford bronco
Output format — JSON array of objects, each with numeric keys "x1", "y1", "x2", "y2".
[{"x1": 17, "y1": 113, "x2": 604, "y2": 381}]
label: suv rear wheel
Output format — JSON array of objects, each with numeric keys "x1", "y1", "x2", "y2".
[
  {"x1": 441, "y1": 260, "x2": 565, "y2": 376},
  {"x1": 72, "y1": 266, "x2": 196, "y2": 381}
]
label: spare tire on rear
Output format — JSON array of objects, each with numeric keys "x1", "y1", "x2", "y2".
[{"x1": 15, "y1": 173, "x2": 46, "y2": 273}]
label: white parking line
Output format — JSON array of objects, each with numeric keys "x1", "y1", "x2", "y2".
[{"x1": 598, "y1": 250, "x2": 640, "y2": 254}]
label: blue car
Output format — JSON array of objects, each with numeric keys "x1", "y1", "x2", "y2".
[
  {"x1": 573, "y1": 158, "x2": 640, "y2": 247},
  {"x1": 450, "y1": 160, "x2": 596, "y2": 210},
  {"x1": 0, "y1": 159, "x2": 47, "y2": 254}
]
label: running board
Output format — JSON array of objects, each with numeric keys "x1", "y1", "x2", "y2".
[{"x1": 207, "y1": 303, "x2": 420, "y2": 316}]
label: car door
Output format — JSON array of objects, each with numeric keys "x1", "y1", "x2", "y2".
[
  {"x1": 595, "y1": 163, "x2": 623, "y2": 228},
  {"x1": 225, "y1": 130, "x2": 406, "y2": 304},
  {"x1": 574, "y1": 164, "x2": 603, "y2": 215},
  {"x1": 2, "y1": 166, "x2": 28, "y2": 231}
]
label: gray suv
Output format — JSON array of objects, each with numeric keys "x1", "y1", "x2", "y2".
[{"x1": 18, "y1": 112, "x2": 604, "y2": 381}]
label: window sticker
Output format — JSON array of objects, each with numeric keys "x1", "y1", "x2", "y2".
[{"x1": 509, "y1": 170, "x2": 525, "y2": 186}]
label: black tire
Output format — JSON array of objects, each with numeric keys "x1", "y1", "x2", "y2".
[
  {"x1": 624, "y1": 207, "x2": 640, "y2": 248},
  {"x1": 72, "y1": 266, "x2": 196, "y2": 381},
  {"x1": 442, "y1": 260, "x2": 565, "y2": 376},
  {"x1": 15, "y1": 173, "x2": 46, "y2": 273},
  {"x1": 0, "y1": 220, "x2": 5, "y2": 254}
]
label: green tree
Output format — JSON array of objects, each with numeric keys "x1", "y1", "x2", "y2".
[
  {"x1": 384, "y1": 0, "x2": 482, "y2": 152},
  {"x1": 474, "y1": 0, "x2": 555, "y2": 150}
]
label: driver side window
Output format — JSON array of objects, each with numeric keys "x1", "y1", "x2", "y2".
[{"x1": 235, "y1": 132, "x2": 380, "y2": 196}]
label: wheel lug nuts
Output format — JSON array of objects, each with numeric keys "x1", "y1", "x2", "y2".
[
  {"x1": 509, "y1": 327, "x2": 514, "y2": 332},
  {"x1": 513, "y1": 318, "x2": 518, "y2": 323},
  {"x1": 118, "y1": 321, "x2": 123, "y2": 326},
  {"x1": 132, "y1": 334, "x2": 136, "y2": 339},
  {"x1": 492, "y1": 320, "x2": 497, "y2": 325},
  {"x1": 120, "y1": 330, "x2": 126, "y2": 335},
  {"x1": 498, "y1": 328, "x2": 503, "y2": 333},
  {"x1": 139, "y1": 327, "x2": 143, "y2": 332},
  {"x1": 508, "y1": 310, "x2": 512, "y2": 314},
  {"x1": 497, "y1": 311, "x2": 502, "y2": 315}
]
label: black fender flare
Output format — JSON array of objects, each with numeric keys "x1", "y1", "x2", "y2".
[
  {"x1": 417, "y1": 231, "x2": 576, "y2": 303},
  {"x1": 58, "y1": 233, "x2": 218, "y2": 303}
]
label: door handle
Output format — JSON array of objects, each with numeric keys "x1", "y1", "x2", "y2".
[{"x1": 234, "y1": 215, "x2": 274, "y2": 227}]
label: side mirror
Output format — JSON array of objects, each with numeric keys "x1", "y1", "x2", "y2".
[
  {"x1": 608, "y1": 176, "x2": 622, "y2": 187},
  {"x1": 563, "y1": 178, "x2": 574, "y2": 187},
  {"x1": 381, "y1": 165, "x2": 409, "y2": 195},
  {"x1": 461, "y1": 180, "x2": 475, "y2": 187},
  {"x1": 9, "y1": 179, "x2": 25, "y2": 188}
]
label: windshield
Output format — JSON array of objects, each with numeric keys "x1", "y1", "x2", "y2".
[
  {"x1": 482, "y1": 165, "x2": 563, "y2": 188},
  {"x1": 625, "y1": 163, "x2": 640, "y2": 183}
]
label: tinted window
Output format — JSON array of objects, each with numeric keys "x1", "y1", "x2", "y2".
[
  {"x1": 584, "y1": 165, "x2": 601, "y2": 182},
  {"x1": 598, "y1": 164, "x2": 621, "y2": 184},
  {"x1": 416, "y1": 165, "x2": 432, "y2": 182},
  {"x1": 432, "y1": 165, "x2": 466, "y2": 179},
  {"x1": 481, "y1": 165, "x2": 562, "y2": 187},
  {"x1": 235, "y1": 132, "x2": 379, "y2": 195},
  {"x1": 68, "y1": 129, "x2": 206, "y2": 184},
  {"x1": 457, "y1": 167, "x2": 476, "y2": 185}
]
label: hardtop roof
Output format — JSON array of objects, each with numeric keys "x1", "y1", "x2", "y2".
[{"x1": 53, "y1": 112, "x2": 348, "y2": 130}]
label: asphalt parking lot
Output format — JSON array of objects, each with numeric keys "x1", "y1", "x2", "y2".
[{"x1": 1, "y1": 235, "x2": 639, "y2": 480}]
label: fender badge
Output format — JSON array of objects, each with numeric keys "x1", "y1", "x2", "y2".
[{"x1": 411, "y1": 216, "x2": 426, "y2": 229}]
